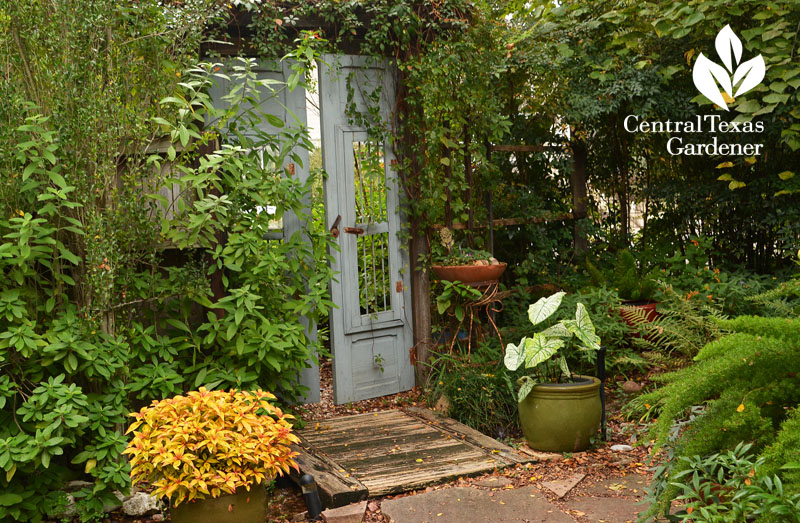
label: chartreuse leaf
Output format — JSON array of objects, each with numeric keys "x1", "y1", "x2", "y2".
[
  {"x1": 523, "y1": 333, "x2": 564, "y2": 369},
  {"x1": 504, "y1": 337, "x2": 526, "y2": 371},
  {"x1": 557, "y1": 355, "x2": 571, "y2": 378},
  {"x1": 517, "y1": 376, "x2": 536, "y2": 402},
  {"x1": 527, "y1": 291, "x2": 565, "y2": 326}
]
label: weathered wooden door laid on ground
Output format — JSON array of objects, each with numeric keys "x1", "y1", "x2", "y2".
[{"x1": 320, "y1": 55, "x2": 414, "y2": 404}]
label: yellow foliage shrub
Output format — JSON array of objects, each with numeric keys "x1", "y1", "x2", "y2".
[{"x1": 123, "y1": 388, "x2": 299, "y2": 506}]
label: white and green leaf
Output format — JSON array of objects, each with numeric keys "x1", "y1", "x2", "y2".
[
  {"x1": 504, "y1": 337, "x2": 526, "y2": 371},
  {"x1": 566, "y1": 303, "x2": 601, "y2": 350},
  {"x1": 527, "y1": 291, "x2": 566, "y2": 326},
  {"x1": 523, "y1": 333, "x2": 564, "y2": 369},
  {"x1": 540, "y1": 321, "x2": 571, "y2": 338}
]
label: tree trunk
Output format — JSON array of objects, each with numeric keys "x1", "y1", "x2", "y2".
[
  {"x1": 619, "y1": 170, "x2": 630, "y2": 244},
  {"x1": 570, "y1": 138, "x2": 589, "y2": 257}
]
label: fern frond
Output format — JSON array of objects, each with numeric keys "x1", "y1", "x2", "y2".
[
  {"x1": 632, "y1": 291, "x2": 724, "y2": 358},
  {"x1": 747, "y1": 280, "x2": 800, "y2": 318}
]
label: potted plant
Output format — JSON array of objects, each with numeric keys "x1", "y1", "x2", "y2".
[
  {"x1": 123, "y1": 388, "x2": 299, "y2": 523},
  {"x1": 587, "y1": 250, "x2": 660, "y2": 328},
  {"x1": 431, "y1": 227, "x2": 506, "y2": 283},
  {"x1": 504, "y1": 291, "x2": 602, "y2": 452}
]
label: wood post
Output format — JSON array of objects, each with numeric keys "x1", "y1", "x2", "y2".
[{"x1": 410, "y1": 225, "x2": 432, "y2": 386}]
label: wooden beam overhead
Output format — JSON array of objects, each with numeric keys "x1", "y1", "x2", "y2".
[
  {"x1": 489, "y1": 144, "x2": 550, "y2": 153},
  {"x1": 432, "y1": 213, "x2": 573, "y2": 230}
]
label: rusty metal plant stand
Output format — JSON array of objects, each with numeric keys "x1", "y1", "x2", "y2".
[{"x1": 446, "y1": 278, "x2": 504, "y2": 358}]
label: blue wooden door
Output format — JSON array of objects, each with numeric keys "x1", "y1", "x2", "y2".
[
  {"x1": 208, "y1": 60, "x2": 320, "y2": 402},
  {"x1": 320, "y1": 55, "x2": 414, "y2": 404}
]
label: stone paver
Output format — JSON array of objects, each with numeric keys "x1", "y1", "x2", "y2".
[
  {"x1": 381, "y1": 486, "x2": 573, "y2": 523},
  {"x1": 567, "y1": 496, "x2": 649, "y2": 523},
  {"x1": 541, "y1": 473, "x2": 586, "y2": 498},
  {"x1": 321, "y1": 500, "x2": 367, "y2": 523}
]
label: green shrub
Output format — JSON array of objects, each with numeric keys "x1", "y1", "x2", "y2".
[
  {"x1": 426, "y1": 343, "x2": 521, "y2": 437},
  {"x1": 747, "y1": 280, "x2": 800, "y2": 317},
  {"x1": 761, "y1": 408, "x2": 800, "y2": 495},
  {"x1": 0, "y1": 4, "x2": 329, "y2": 520},
  {"x1": 660, "y1": 236, "x2": 779, "y2": 316},
  {"x1": 633, "y1": 285, "x2": 726, "y2": 358},
  {"x1": 667, "y1": 442, "x2": 800, "y2": 522},
  {"x1": 611, "y1": 250, "x2": 659, "y2": 302},
  {"x1": 584, "y1": 250, "x2": 659, "y2": 303},
  {"x1": 630, "y1": 316, "x2": 800, "y2": 518}
]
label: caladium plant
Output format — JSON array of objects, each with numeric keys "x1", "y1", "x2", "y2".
[{"x1": 504, "y1": 292, "x2": 601, "y2": 402}]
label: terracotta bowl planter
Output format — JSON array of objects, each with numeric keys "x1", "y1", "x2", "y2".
[
  {"x1": 432, "y1": 263, "x2": 507, "y2": 284},
  {"x1": 171, "y1": 485, "x2": 267, "y2": 523}
]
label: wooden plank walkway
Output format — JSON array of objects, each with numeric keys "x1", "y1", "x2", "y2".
[{"x1": 291, "y1": 408, "x2": 532, "y2": 508}]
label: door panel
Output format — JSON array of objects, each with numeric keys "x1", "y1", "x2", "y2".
[
  {"x1": 320, "y1": 55, "x2": 414, "y2": 404},
  {"x1": 208, "y1": 61, "x2": 320, "y2": 402}
]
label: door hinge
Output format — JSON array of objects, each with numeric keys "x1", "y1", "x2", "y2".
[
  {"x1": 396, "y1": 281, "x2": 403, "y2": 292},
  {"x1": 330, "y1": 215, "x2": 342, "y2": 238},
  {"x1": 409, "y1": 346, "x2": 417, "y2": 366}
]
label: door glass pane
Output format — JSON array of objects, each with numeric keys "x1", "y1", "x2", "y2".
[
  {"x1": 357, "y1": 233, "x2": 390, "y2": 315},
  {"x1": 352, "y1": 140, "x2": 391, "y2": 316},
  {"x1": 353, "y1": 141, "x2": 387, "y2": 224}
]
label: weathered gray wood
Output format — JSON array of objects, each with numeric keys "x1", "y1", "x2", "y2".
[
  {"x1": 405, "y1": 407, "x2": 532, "y2": 466},
  {"x1": 489, "y1": 144, "x2": 549, "y2": 152},
  {"x1": 431, "y1": 213, "x2": 574, "y2": 230},
  {"x1": 290, "y1": 441, "x2": 369, "y2": 508},
  {"x1": 319, "y1": 55, "x2": 414, "y2": 404},
  {"x1": 296, "y1": 409, "x2": 527, "y2": 505},
  {"x1": 410, "y1": 229, "x2": 432, "y2": 385},
  {"x1": 207, "y1": 60, "x2": 320, "y2": 403}
]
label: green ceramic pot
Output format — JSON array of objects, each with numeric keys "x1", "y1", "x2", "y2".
[
  {"x1": 170, "y1": 484, "x2": 267, "y2": 523},
  {"x1": 518, "y1": 375, "x2": 602, "y2": 452}
]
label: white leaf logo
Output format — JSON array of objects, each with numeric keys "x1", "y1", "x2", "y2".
[{"x1": 692, "y1": 25, "x2": 765, "y2": 110}]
